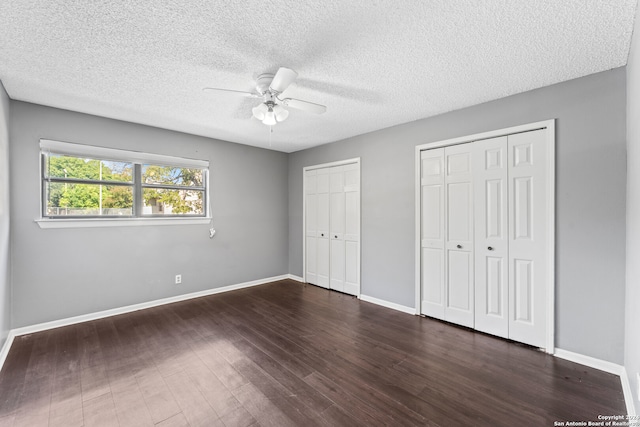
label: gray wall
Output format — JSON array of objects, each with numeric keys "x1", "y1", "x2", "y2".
[
  {"x1": 289, "y1": 68, "x2": 627, "y2": 364},
  {"x1": 0, "y1": 81, "x2": 10, "y2": 349},
  {"x1": 626, "y1": 3, "x2": 640, "y2": 414},
  {"x1": 10, "y1": 101, "x2": 289, "y2": 328}
]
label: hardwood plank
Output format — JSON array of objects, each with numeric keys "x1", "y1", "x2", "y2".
[
  {"x1": 49, "y1": 325, "x2": 84, "y2": 427},
  {"x1": 163, "y1": 370, "x2": 222, "y2": 426},
  {"x1": 110, "y1": 375, "x2": 155, "y2": 427},
  {"x1": 134, "y1": 366, "x2": 182, "y2": 425},
  {"x1": 155, "y1": 412, "x2": 190, "y2": 427},
  {"x1": 82, "y1": 392, "x2": 119, "y2": 427}
]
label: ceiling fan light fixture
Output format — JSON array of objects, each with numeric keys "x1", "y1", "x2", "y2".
[
  {"x1": 252, "y1": 103, "x2": 268, "y2": 121},
  {"x1": 262, "y1": 107, "x2": 277, "y2": 126},
  {"x1": 273, "y1": 104, "x2": 289, "y2": 122}
]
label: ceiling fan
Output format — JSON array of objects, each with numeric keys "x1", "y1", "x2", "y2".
[{"x1": 203, "y1": 67, "x2": 327, "y2": 126}]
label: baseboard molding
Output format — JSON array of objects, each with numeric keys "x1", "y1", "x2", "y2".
[
  {"x1": 359, "y1": 294, "x2": 416, "y2": 315},
  {"x1": 0, "y1": 331, "x2": 16, "y2": 376},
  {"x1": 2, "y1": 274, "x2": 289, "y2": 368},
  {"x1": 286, "y1": 274, "x2": 305, "y2": 283},
  {"x1": 554, "y1": 348, "x2": 624, "y2": 376},
  {"x1": 621, "y1": 369, "x2": 637, "y2": 416},
  {"x1": 555, "y1": 348, "x2": 636, "y2": 416}
]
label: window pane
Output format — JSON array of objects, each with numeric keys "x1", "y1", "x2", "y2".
[
  {"x1": 44, "y1": 154, "x2": 133, "y2": 183},
  {"x1": 45, "y1": 182, "x2": 133, "y2": 216},
  {"x1": 142, "y1": 165, "x2": 203, "y2": 187},
  {"x1": 142, "y1": 188, "x2": 204, "y2": 215}
]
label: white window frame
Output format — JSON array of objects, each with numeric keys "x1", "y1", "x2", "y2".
[{"x1": 36, "y1": 139, "x2": 211, "y2": 229}]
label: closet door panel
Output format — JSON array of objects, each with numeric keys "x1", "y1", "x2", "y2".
[
  {"x1": 474, "y1": 137, "x2": 509, "y2": 338},
  {"x1": 444, "y1": 144, "x2": 474, "y2": 328},
  {"x1": 420, "y1": 149, "x2": 446, "y2": 319},
  {"x1": 316, "y1": 171, "x2": 331, "y2": 288},
  {"x1": 305, "y1": 171, "x2": 318, "y2": 284},
  {"x1": 343, "y1": 164, "x2": 360, "y2": 295},
  {"x1": 508, "y1": 129, "x2": 548, "y2": 348}
]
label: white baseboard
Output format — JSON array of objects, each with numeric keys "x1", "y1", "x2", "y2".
[
  {"x1": 554, "y1": 348, "x2": 624, "y2": 376},
  {"x1": 0, "y1": 331, "x2": 16, "y2": 375},
  {"x1": 286, "y1": 274, "x2": 305, "y2": 283},
  {"x1": 554, "y1": 348, "x2": 635, "y2": 416},
  {"x1": 620, "y1": 369, "x2": 637, "y2": 416},
  {"x1": 0, "y1": 274, "x2": 289, "y2": 374},
  {"x1": 359, "y1": 294, "x2": 416, "y2": 315}
]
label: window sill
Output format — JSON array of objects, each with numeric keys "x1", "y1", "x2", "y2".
[{"x1": 35, "y1": 217, "x2": 212, "y2": 229}]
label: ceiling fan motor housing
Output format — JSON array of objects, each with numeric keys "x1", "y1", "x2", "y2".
[{"x1": 256, "y1": 73, "x2": 275, "y2": 95}]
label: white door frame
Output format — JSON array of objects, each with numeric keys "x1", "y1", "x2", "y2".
[
  {"x1": 414, "y1": 120, "x2": 555, "y2": 353},
  {"x1": 303, "y1": 158, "x2": 361, "y2": 296}
]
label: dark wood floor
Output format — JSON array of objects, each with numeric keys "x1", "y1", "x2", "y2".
[{"x1": 0, "y1": 280, "x2": 626, "y2": 426}]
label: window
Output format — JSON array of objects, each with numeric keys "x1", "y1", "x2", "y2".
[{"x1": 39, "y1": 140, "x2": 209, "y2": 227}]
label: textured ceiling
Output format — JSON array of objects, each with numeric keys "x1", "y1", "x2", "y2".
[{"x1": 0, "y1": 1, "x2": 637, "y2": 152}]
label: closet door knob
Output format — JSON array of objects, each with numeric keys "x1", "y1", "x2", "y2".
[
  {"x1": 456, "y1": 244, "x2": 462, "y2": 249},
  {"x1": 334, "y1": 235, "x2": 338, "y2": 238},
  {"x1": 488, "y1": 246, "x2": 494, "y2": 251},
  {"x1": 320, "y1": 233, "x2": 324, "y2": 237}
]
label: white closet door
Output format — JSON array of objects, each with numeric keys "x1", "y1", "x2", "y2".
[
  {"x1": 474, "y1": 137, "x2": 509, "y2": 338},
  {"x1": 508, "y1": 129, "x2": 548, "y2": 348},
  {"x1": 305, "y1": 170, "x2": 318, "y2": 285},
  {"x1": 330, "y1": 166, "x2": 346, "y2": 292},
  {"x1": 316, "y1": 168, "x2": 331, "y2": 289},
  {"x1": 420, "y1": 148, "x2": 446, "y2": 320},
  {"x1": 343, "y1": 163, "x2": 360, "y2": 296},
  {"x1": 444, "y1": 143, "x2": 474, "y2": 328}
]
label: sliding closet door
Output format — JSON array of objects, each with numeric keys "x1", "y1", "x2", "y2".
[
  {"x1": 474, "y1": 137, "x2": 509, "y2": 338},
  {"x1": 420, "y1": 148, "x2": 446, "y2": 320},
  {"x1": 508, "y1": 129, "x2": 548, "y2": 348},
  {"x1": 444, "y1": 143, "x2": 474, "y2": 328}
]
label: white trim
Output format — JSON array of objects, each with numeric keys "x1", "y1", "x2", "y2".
[
  {"x1": 414, "y1": 120, "x2": 553, "y2": 152},
  {"x1": 622, "y1": 370, "x2": 637, "y2": 416},
  {"x1": 302, "y1": 158, "x2": 361, "y2": 296},
  {"x1": 0, "y1": 331, "x2": 16, "y2": 374},
  {"x1": 360, "y1": 294, "x2": 417, "y2": 315},
  {"x1": 554, "y1": 348, "x2": 636, "y2": 416},
  {"x1": 554, "y1": 348, "x2": 624, "y2": 376},
  {"x1": 286, "y1": 274, "x2": 305, "y2": 283},
  {"x1": 545, "y1": 120, "x2": 556, "y2": 354},
  {"x1": 8, "y1": 275, "x2": 288, "y2": 339},
  {"x1": 414, "y1": 120, "x2": 556, "y2": 353},
  {"x1": 414, "y1": 144, "x2": 422, "y2": 315},
  {"x1": 40, "y1": 139, "x2": 209, "y2": 168},
  {"x1": 303, "y1": 157, "x2": 361, "y2": 172},
  {"x1": 36, "y1": 217, "x2": 212, "y2": 229}
]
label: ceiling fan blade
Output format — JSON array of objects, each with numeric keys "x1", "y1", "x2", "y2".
[
  {"x1": 202, "y1": 87, "x2": 259, "y2": 98},
  {"x1": 269, "y1": 67, "x2": 298, "y2": 93},
  {"x1": 281, "y1": 98, "x2": 327, "y2": 114}
]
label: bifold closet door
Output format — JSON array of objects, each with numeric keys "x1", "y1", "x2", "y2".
[
  {"x1": 420, "y1": 143, "x2": 474, "y2": 327},
  {"x1": 306, "y1": 162, "x2": 360, "y2": 296},
  {"x1": 420, "y1": 148, "x2": 446, "y2": 320},
  {"x1": 443, "y1": 143, "x2": 474, "y2": 328},
  {"x1": 316, "y1": 168, "x2": 331, "y2": 288},
  {"x1": 507, "y1": 129, "x2": 548, "y2": 348},
  {"x1": 474, "y1": 136, "x2": 509, "y2": 338},
  {"x1": 341, "y1": 164, "x2": 360, "y2": 296},
  {"x1": 305, "y1": 170, "x2": 318, "y2": 285},
  {"x1": 330, "y1": 167, "x2": 346, "y2": 292}
]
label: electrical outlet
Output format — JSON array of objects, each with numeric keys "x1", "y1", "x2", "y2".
[
  {"x1": 175, "y1": 274, "x2": 182, "y2": 284},
  {"x1": 637, "y1": 373, "x2": 640, "y2": 400}
]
